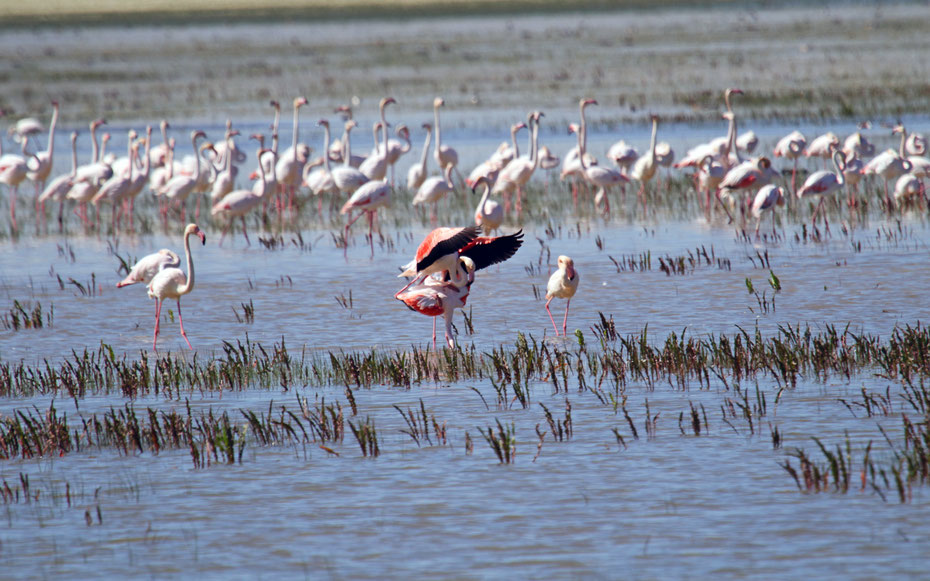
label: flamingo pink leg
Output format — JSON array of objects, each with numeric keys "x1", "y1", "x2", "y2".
[
  {"x1": 562, "y1": 298, "x2": 571, "y2": 336},
  {"x1": 153, "y1": 299, "x2": 163, "y2": 350},
  {"x1": 545, "y1": 297, "x2": 561, "y2": 336},
  {"x1": 177, "y1": 299, "x2": 193, "y2": 350}
]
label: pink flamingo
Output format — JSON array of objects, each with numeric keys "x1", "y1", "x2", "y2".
[
  {"x1": 212, "y1": 148, "x2": 274, "y2": 245},
  {"x1": 473, "y1": 175, "x2": 503, "y2": 234},
  {"x1": 340, "y1": 178, "x2": 391, "y2": 257},
  {"x1": 797, "y1": 149, "x2": 846, "y2": 233},
  {"x1": 773, "y1": 130, "x2": 806, "y2": 193},
  {"x1": 407, "y1": 123, "x2": 432, "y2": 191},
  {"x1": 147, "y1": 223, "x2": 206, "y2": 350},
  {"x1": 545, "y1": 255, "x2": 579, "y2": 337},
  {"x1": 118, "y1": 249, "x2": 181, "y2": 288},
  {"x1": 750, "y1": 184, "x2": 785, "y2": 239},
  {"x1": 396, "y1": 256, "x2": 476, "y2": 349},
  {"x1": 26, "y1": 100, "x2": 59, "y2": 211}
]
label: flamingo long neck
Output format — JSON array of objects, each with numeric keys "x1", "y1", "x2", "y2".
[
  {"x1": 191, "y1": 134, "x2": 202, "y2": 183},
  {"x1": 91, "y1": 124, "x2": 100, "y2": 163},
  {"x1": 126, "y1": 137, "x2": 135, "y2": 181},
  {"x1": 379, "y1": 104, "x2": 390, "y2": 155},
  {"x1": 524, "y1": 116, "x2": 534, "y2": 160},
  {"x1": 479, "y1": 182, "x2": 492, "y2": 212},
  {"x1": 576, "y1": 127, "x2": 588, "y2": 170},
  {"x1": 511, "y1": 126, "x2": 521, "y2": 159},
  {"x1": 579, "y1": 103, "x2": 590, "y2": 156},
  {"x1": 271, "y1": 107, "x2": 281, "y2": 154},
  {"x1": 398, "y1": 128, "x2": 411, "y2": 153},
  {"x1": 139, "y1": 132, "x2": 152, "y2": 180},
  {"x1": 291, "y1": 104, "x2": 301, "y2": 154},
  {"x1": 69, "y1": 135, "x2": 78, "y2": 178},
  {"x1": 418, "y1": 127, "x2": 431, "y2": 172},
  {"x1": 443, "y1": 163, "x2": 454, "y2": 187},
  {"x1": 322, "y1": 124, "x2": 332, "y2": 173},
  {"x1": 833, "y1": 153, "x2": 846, "y2": 187},
  {"x1": 433, "y1": 104, "x2": 442, "y2": 156},
  {"x1": 45, "y1": 104, "x2": 59, "y2": 159},
  {"x1": 530, "y1": 116, "x2": 540, "y2": 168},
  {"x1": 898, "y1": 128, "x2": 907, "y2": 158},
  {"x1": 372, "y1": 123, "x2": 381, "y2": 157},
  {"x1": 649, "y1": 119, "x2": 658, "y2": 159},
  {"x1": 177, "y1": 230, "x2": 196, "y2": 296},
  {"x1": 343, "y1": 127, "x2": 352, "y2": 167}
]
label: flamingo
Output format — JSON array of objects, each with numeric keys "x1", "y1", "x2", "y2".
[
  {"x1": 8, "y1": 115, "x2": 44, "y2": 152},
  {"x1": 212, "y1": 148, "x2": 274, "y2": 245},
  {"x1": 147, "y1": 223, "x2": 206, "y2": 350},
  {"x1": 407, "y1": 123, "x2": 433, "y2": 191},
  {"x1": 360, "y1": 97, "x2": 396, "y2": 181},
  {"x1": 160, "y1": 130, "x2": 207, "y2": 220},
  {"x1": 209, "y1": 130, "x2": 241, "y2": 205},
  {"x1": 67, "y1": 118, "x2": 112, "y2": 227},
  {"x1": 607, "y1": 139, "x2": 638, "y2": 174},
  {"x1": 545, "y1": 255, "x2": 579, "y2": 337},
  {"x1": 123, "y1": 126, "x2": 153, "y2": 229},
  {"x1": 773, "y1": 130, "x2": 806, "y2": 193},
  {"x1": 26, "y1": 100, "x2": 59, "y2": 209},
  {"x1": 0, "y1": 139, "x2": 30, "y2": 231},
  {"x1": 413, "y1": 163, "x2": 454, "y2": 221},
  {"x1": 331, "y1": 120, "x2": 370, "y2": 197},
  {"x1": 274, "y1": 96, "x2": 310, "y2": 210},
  {"x1": 432, "y1": 97, "x2": 461, "y2": 184},
  {"x1": 893, "y1": 173, "x2": 925, "y2": 206},
  {"x1": 494, "y1": 111, "x2": 543, "y2": 214},
  {"x1": 572, "y1": 122, "x2": 628, "y2": 215},
  {"x1": 805, "y1": 132, "x2": 841, "y2": 167},
  {"x1": 697, "y1": 154, "x2": 726, "y2": 212},
  {"x1": 736, "y1": 130, "x2": 759, "y2": 155},
  {"x1": 117, "y1": 249, "x2": 181, "y2": 288},
  {"x1": 843, "y1": 122, "x2": 876, "y2": 159},
  {"x1": 797, "y1": 149, "x2": 846, "y2": 233},
  {"x1": 92, "y1": 129, "x2": 138, "y2": 230},
  {"x1": 303, "y1": 120, "x2": 340, "y2": 212},
  {"x1": 396, "y1": 255, "x2": 476, "y2": 349},
  {"x1": 397, "y1": 229, "x2": 524, "y2": 348},
  {"x1": 862, "y1": 125, "x2": 912, "y2": 210},
  {"x1": 750, "y1": 184, "x2": 785, "y2": 239},
  {"x1": 716, "y1": 156, "x2": 777, "y2": 222},
  {"x1": 38, "y1": 131, "x2": 79, "y2": 230},
  {"x1": 631, "y1": 114, "x2": 661, "y2": 210},
  {"x1": 148, "y1": 120, "x2": 171, "y2": 169},
  {"x1": 340, "y1": 177, "x2": 391, "y2": 256},
  {"x1": 473, "y1": 175, "x2": 503, "y2": 234}
]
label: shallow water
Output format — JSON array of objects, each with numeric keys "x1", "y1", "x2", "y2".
[{"x1": 4, "y1": 6, "x2": 930, "y2": 579}]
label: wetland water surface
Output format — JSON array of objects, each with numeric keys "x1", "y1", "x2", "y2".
[{"x1": 3, "y1": 4, "x2": 930, "y2": 579}]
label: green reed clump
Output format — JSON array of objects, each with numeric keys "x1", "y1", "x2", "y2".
[
  {"x1": 539, "y1": 400, "x2": 573, "y2": 442},
  {"x1": 1, "y1": 300, "x2": 52, "y2": 331},
  {"x1": 348, "y1": 416, "x2": 380, "y2": 458},
  {"x1": 0, "y1": 404, "x2": 71, "y2": 459},
  {"x1": 394, "y1": 399, "x2": 447, "y2": 447},
  {"x1": 481, "y1": 419, "x2": 516, "y2": 464}
]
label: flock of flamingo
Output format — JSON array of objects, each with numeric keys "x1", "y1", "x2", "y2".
[{"x1": 2, "y1": 87, "x2": 927, "y2": 349}]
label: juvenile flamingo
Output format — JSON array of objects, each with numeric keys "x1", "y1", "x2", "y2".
[
  {"x1": 473, "y1": 175, "x2": 503, "y2": 234},
  {"x1": 147, "y1": 223, "x2": 206, "y2": 350},
  {"x1": 545, "y1": 255, "x2": 579, "y2": 337}
]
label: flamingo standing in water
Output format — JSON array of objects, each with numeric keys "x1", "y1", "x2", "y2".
[
  {"x1": 473, "y1": 175, "x2": 503, "y2": 235},
  {"x1": 805, "y1": 132, "x2": 840, "y2": 168},
  {"x1": 631, "y1": 114, "x2": 661, "y2": 211},
  {"x1": 407, "y1": 123, "x2": 432, "y2": 192},
  {"x1": 397, "y1": 230, "x2": 524, "y2": 347},
  {"x1": 545, "y1": 255, "x2": 579, "y2": 337},
  {"x1": 340, "y1": 177, "x2": 391, "y2": 257},
  {"x1": 413, "y1": 163, "x2": 455, "y2": 221},
  {"x1": 493, "y1": 111, "x2": 543, "y2": 214},
  {"x1": 432, "y1": 97, "x2": 462, "y2": 186},
  {"x1": 773, "y1": 130, "x2": 806, "y2": 193},
  {"x1": 212, "y1": 148, "x2": 274, "y2": 245},
  {"x1": 797, "y1": 149, "x2": 846, "y2": 233},
  {"x1": 147, "y1": 223, "x2": 206, "y2": 350},
  {"x1": 117, "y1": 249, "x2": 181, "y2": 288},
  {"x1": 26, "y1": 100, "x2": 59, "y2": 211},
  {"x1": 396, "y1": 256, "x2": 476, "y2": 349},
  {"x1": 331, "y1": 120, "x2": 370, "y2": 197},
  {"x1": 274, "y1": 96, "x2": 310, "y2": 212},
  {"x1": 38, "y1": 131, "x2": 79, "y2": 230},
  {"x1": 750, "y1": 184, "x2": 785, "y2": 239}
]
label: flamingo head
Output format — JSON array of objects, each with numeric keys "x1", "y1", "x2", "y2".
[
  {"x1": 567, "y1": 123, "x2": 579, "y2": 135},
  {"x1": 580, "y1": 98, "x2": 597, "y2": 109},
  {"x1": 558, "y1": 255, "x2": 576, "y2": 280},
  {"x1": 185, "y1": 223, "x2": 206, "y2": 246},
  {"x1": 471, "y1": 175, "x2": 491, "y2": 193},
  {"x1": 191, "y1": 130, "x2": 207, "y2": 142},
  {"x1": 294, "y1": 96, "x2": 309, "y2": 108},
  {"x1": 892, "y1": 123, "x2": 905, "y2": 136},
  {"x1": 396, "y1": 124, "x2": 409, "y2": 138},
  {"x1": 380, "y1": 96, "x2": 397, "y2": 110},
  {"x1": 433, "y1": 97, "x2": 445, "y2": 108},
  {"x1": 345, "y1": 120, "x2": 358, "y2": 132},
  {"x1": 70, "y1": 131, "x2": 78, "y2": 143},
  {"x1": 91, "y1": 118, "x2": 107, "y2": 130},
  {"x1": 269, "y1": 100, "x2": 280, "y2": 111}
]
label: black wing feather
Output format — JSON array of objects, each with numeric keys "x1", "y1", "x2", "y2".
[
  {"x1": 416, "y1": 226, "x2": 481, "y2": 272},
  {"x1": 460, "y1": 230, "x2": 524, "y2": 271}
]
